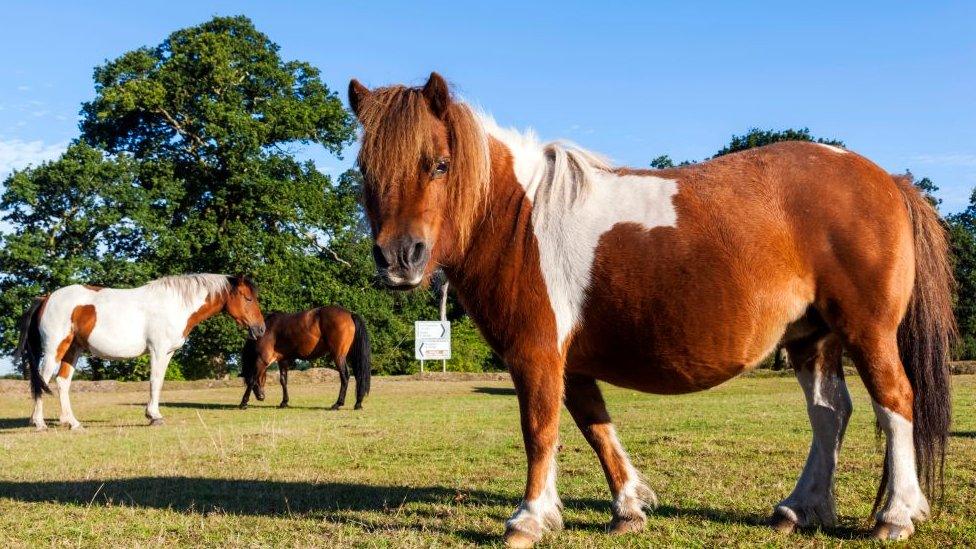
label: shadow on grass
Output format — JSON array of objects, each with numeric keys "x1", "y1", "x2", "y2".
[
  {"x1": 951, "y1": 431, "x2": 976, "y2": 439},
  {"x1": 0, "y1": 477, "x2": 527, "y2": 543},
  {"x1": 123, "y1": 402, "x2": 337, "y2": 412},
  {"x1": 472, "y1": 386, "x2": 516, "y2": 396},
  {"x1": 0, "y1": 417, "x2": 112, "y2": 431},
  {"x1": 0, "y1": 476, "x2": 852, "y2": 541}
]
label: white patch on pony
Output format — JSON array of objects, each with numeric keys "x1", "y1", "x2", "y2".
[
  {"x1": 776, "y1": 366, "x2": 852, "y2": 526},
  {"x1": 481, "y1": 115, "x2": 680, "y2": 349},
  {"x1": 815, "y1": 143, "x2": 848, "y2": 155},
  {"x1": 506, "y1": 444, "x2": 563, "y2": 538},
  {"x1": 873, "y1": 403, "x2": 929, "y2": 530},
  {"x1": 607, "y1": 425, "x2": 657, "y2": 520}
]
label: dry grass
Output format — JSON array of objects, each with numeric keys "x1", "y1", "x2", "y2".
[{"x1": 1, "y1": 375, "x2": 974, "y2": 547}]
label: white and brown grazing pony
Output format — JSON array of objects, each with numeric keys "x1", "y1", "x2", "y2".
[
  {"x1": 15, "y1": 274, "x2": 265, "y2": 429},
  {"x1": 349, "y1": 73, "x2": 955, "y2": 546}
]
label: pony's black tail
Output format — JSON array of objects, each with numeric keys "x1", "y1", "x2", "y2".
[
  {"x1": 15, "y1": 296, "x2": 51, "y2": 400},
  {"x1": 878, "y1": 176, "x2": 957, "y2": 511},
  {"x1": 348, "y1": 313, "x2": 372, "y2": 402},
  {"x1": 241, "y1": 337, "x2": 258, "y2": 386}
]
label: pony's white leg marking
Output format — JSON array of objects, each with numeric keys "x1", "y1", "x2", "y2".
[
  {"x1": 776, "y1": 367, "x2": 852, "y2": 526},
  {"x1": 145, "y1": 350, "x2": 173, "y2": 423},
  {"x1": 55, "y1": 365, "x2": 82, "y2": 430},
  {"x1": 31, "y1": 396, "x2": 46, "y2": 430},
  {"x1": 32, "y1": 355, "x2": 61, "y2": 430},
  {"x1": 506, "y1": 442, "x2": 563, "y2": 539},
  {"x1": 873, "y1": 403, "x2": 929, "y2": 532},
  {"x1": 608, "y1": 425, "x2": 657, "y2": 523}
]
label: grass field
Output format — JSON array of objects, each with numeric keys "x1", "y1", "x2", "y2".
[{"x1": 1, "y1": 374, "x2": 974, "y2": 547}]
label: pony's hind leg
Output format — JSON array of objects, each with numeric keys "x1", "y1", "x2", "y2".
[
  {"x1": 30, "y1": 356, "x2": 59, "y2": 431},
  {"x1": 564, "y1": 374, "x2": 655, "y2": 533},
  {"x1": 330, "y1": 358, "x2": 349, "y2": 410},
  {"x1": 55, "y1": 347, "x2": 83, "y2": 430},
  {"x1": 278, "y1": 360, "x2": 291, "y2": 408},
  {"x1": 772, "y1": 333, "x2": 851, "y2": 532},
  {"x1": 33, "y1": 338, "x2": 69, "y2": 431},
  {"x1": 846, "y1": 332, "x2": 929, "y2": 540}
]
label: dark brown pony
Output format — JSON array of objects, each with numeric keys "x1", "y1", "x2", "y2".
[
  {"x1": 349, "y1": 72, "x2": 955, "y2": 546},
  {"x1": 239, "y1": 306, "x2": 371, "y2": 410}
]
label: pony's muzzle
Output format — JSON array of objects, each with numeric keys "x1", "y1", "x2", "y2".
[
  {"x1": 373, "y1": 237, "x2": 429, "y2": 289},
  {"x1": 248, "y1": 324, "x2": 266, "y2": 340}
]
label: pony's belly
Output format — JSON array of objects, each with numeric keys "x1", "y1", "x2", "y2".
[
  {"x1": 566, "y1": 353, "x2": 751, "y2": 394},
  {"x1": 84, "y1": 322, "x2": 148, "y2": 359}
]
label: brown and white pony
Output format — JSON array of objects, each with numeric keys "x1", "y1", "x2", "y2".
[
  {"x1": 238, "y1": 306, "x2": 372, "y2": 410},
  {"x1": 348, "y1": 73, "x2": 955, "y2": 546},
  {"x1": 15, "y1": 274, "x2": 265, "y2": 429}
]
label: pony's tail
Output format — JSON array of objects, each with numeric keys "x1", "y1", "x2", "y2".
[
  {"x1": 241, "y1": 337, "x2": 258, "y2": 385},
  {"x1": 348, "y1": 313, "x2": 372, "y2": 402},
  {"x1": 882, "y1": 176, "x2": 956, "y2": 510},
  {"x1": 15, "y1": 296, "x2": 51, "y2": 400}
]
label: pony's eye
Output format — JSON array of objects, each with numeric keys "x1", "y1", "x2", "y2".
[{"x1": 432, "y1": 158, "x2": 450, "y2": 178}]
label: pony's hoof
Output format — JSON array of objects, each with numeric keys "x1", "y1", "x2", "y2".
[
  {"x1": 768, "y1": 510, "x2": 797, "y2": 534},
  {"x1": 354, "y1": 403, "x2": 363, "y2": 410},
  {"x1": 503, "y1": 527, "x2": 539, "y2": 548},
  {"x1": 148, "y1": 418, "x2": 165, "y2": 427},
  {"x1": 329, "y1": 404, "x2": 342, "y2": 411},
  {"x1": 873, "y1": 521, "x2": 912, "y2": 541},
  {"x1": 69, "y1": 423, "x2": 84, "y2": 431},
  {"x1": 34, "y1": 423, "x2": 48, "y2": 432},
  {"x1": 239, "y1": 404, "x2": 248, "y2": 410},
  {"x1": 278, "y1": 402, "x2": 289, "y2": 409},
  {"x1": 607, "y1": 516, "x2": 645, "y2": 534}
]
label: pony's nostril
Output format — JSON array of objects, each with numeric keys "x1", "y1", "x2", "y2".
[
  {"x1": 372, "y1": 244, "x2": 390, "y2": 269},
  {"x1": 409, "y1": 241, "x2": 426, "y2": 265}
]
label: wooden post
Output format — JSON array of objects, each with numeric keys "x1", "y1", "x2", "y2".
[{"x1": 440, "y1": 280, "x2": 449, "y2": 372}]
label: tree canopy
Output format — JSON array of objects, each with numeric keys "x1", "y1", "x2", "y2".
[{"x1": 0, "y1": 16, "x2": 482, "y2": 379}]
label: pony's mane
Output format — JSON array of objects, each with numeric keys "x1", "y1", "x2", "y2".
[
  {"x1": 356, "y1": 84, "x2": 490, "y2": 247},
  {"x1": 356, "y1": 83, "x2": 614, "y2": 239},
  {"x1": 147, "y1": 274, "x2": 231, "y2": 307},
  {"x1": 476, "y1": 113, "x2": 611, "y2": 223}
]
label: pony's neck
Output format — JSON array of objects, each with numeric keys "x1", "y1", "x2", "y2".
[
  {"x1": 181, "y1": 292, "x2": 227, "y2": 337},
  {"x1": 441, "y1": 137, "x2": 560, "y2": 360}
]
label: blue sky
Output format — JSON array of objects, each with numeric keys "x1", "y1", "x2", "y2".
[{"x1": 1, "y1": 1, "x2": 975, "y2": 372}]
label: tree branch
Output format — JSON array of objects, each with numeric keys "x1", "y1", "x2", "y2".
[{"x1": 303, "y1": 231, "x2": 351, "y2": 267}]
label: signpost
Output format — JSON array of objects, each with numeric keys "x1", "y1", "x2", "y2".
[{"x1": 415, "y1": 320, "x2": 451, "y2": 372}]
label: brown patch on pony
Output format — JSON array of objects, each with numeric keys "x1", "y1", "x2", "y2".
[
  {"x1": 83, "y1": 285, "x2": 103, "y2": 291},
  {"x1": 183, "y1": 294, "x2": 226, "y2": 337},
  {"x1": 353, "y1": 73, "x2": 490, "y2": 248},
  {"x1": 54, "y1": 334, "x2": 74, "y2": 366},
  {"x1": 70, "y1": 304, "x2": 97, "y2": 349}
]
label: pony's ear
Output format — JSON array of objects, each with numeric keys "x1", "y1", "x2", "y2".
[
  {"x1": 348, "y1": 79, "x2": 370, "y2": 118},
  {"x1": 422, "y1": 72, "x2": 450, "y2": 119}
]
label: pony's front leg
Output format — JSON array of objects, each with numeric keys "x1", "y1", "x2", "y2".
[
  {"x1": 504, "y1": 356, "x2": 565, "y2": 548},
  {"x1": 145, "y1": 350, "x2": 173, "y2": 426},
  {"x1": 564, "y1": 374, "x2": 656, "y2": 533}
]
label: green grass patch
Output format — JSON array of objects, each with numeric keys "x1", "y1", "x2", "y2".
[{"x1": 1, "y1": 376, "x2": 974, "y2": 546}]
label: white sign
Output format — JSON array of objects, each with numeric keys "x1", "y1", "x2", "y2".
[{"x1": 415, "y1": 321, "x2": 451, "y2": 360}]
